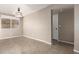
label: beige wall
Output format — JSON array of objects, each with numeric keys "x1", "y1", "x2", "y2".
[
  {"x1": 58, "y1": 8, "x2": 74, "y2": 43},
  {"x1": 23, "y1": 6, "x2": 51, "y2": 44},
  {"x1": 23, "y1": 5, "x2": 74, "y2": 44},
  {"x1": 0, "y1": 15, "x2": 23, "y2": 39},
  {"x1": 74, "y1": 5, "x2": 79, "y2": 52}
]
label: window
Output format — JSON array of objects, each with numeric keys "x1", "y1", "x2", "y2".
[
  {"x1": 0, "y1": 15, "x2": 19, "y2": 29},
  {"x1": 1, "y1": 18, "x2": 10, "y2": 28}
]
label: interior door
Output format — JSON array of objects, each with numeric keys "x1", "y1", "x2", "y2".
[
  {"x1": 58, "y1": 8, "x2": 74, "y2": 43},
  {"x1": 53, "y1": 13, "x2": 59, "y2": 40}
]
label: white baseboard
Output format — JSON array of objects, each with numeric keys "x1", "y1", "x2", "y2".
[
  {"x1": 0, "y1": 35, "x2": 23, "y2": 40},
  {"x1": 74, "y1": 49, "x2": 79, "y2": 53},
  {"x1": 58, "y1": 40, "x2": 74, "y2": 45},
  {"x1": 0, "y1": 35, "x2": 51, "y2": 45},
  {"x1": 23, "y1": 35, "x2": 51, "y2": 45}
]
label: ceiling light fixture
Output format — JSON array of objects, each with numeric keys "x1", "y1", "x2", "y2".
[{"x1": 15, "y1": 7, "x2": 23, "y2": 18}]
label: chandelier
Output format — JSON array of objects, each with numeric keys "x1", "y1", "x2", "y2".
[{"x1": 15, "y1": 8, "x2": 23, "y2": 17}]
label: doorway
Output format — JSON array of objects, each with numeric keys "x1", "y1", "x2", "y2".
[{"x1": 51, "y1": 8, "x2": 74, "y2": 45}]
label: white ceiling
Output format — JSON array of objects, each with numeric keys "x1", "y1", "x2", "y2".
[
  {"x1": 0, "y1": 4, "x2": 73, "y2": 16},
  {"x1": 0, "y1": 4, "x2": 50, "y2": 16}
]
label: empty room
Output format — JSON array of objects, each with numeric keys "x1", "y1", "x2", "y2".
[{"x1": 0, "y1": 4, "x2": 79, "y2": 54}]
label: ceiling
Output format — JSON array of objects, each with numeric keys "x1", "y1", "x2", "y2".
[
  {"x1": 0, "y1": 4, "x2": 73, "y2": 16},
  {"x1": 0, "y1": 4, "x2": 50, "y2": 16}
]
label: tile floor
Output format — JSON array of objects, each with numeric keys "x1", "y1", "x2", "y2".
[{"x1": 0, "y1": 37, "x2": 74, "y2": 54}]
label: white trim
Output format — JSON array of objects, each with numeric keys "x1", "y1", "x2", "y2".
[
  {"x1": 0, "y1": 35, "x2": 51, "y2": 45},
  {"x1": 0, "y1": 35, "x2": 23, "y2": 40},
  {"x1": 58, "y1": 40, "x2": 74, "y2": 45},
  {"x1": 74, "y1": 49, "x2": 79, "y2": 53},
  {"x1": 23, "y1": 35, "x2": 51, "y2": 45}
]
